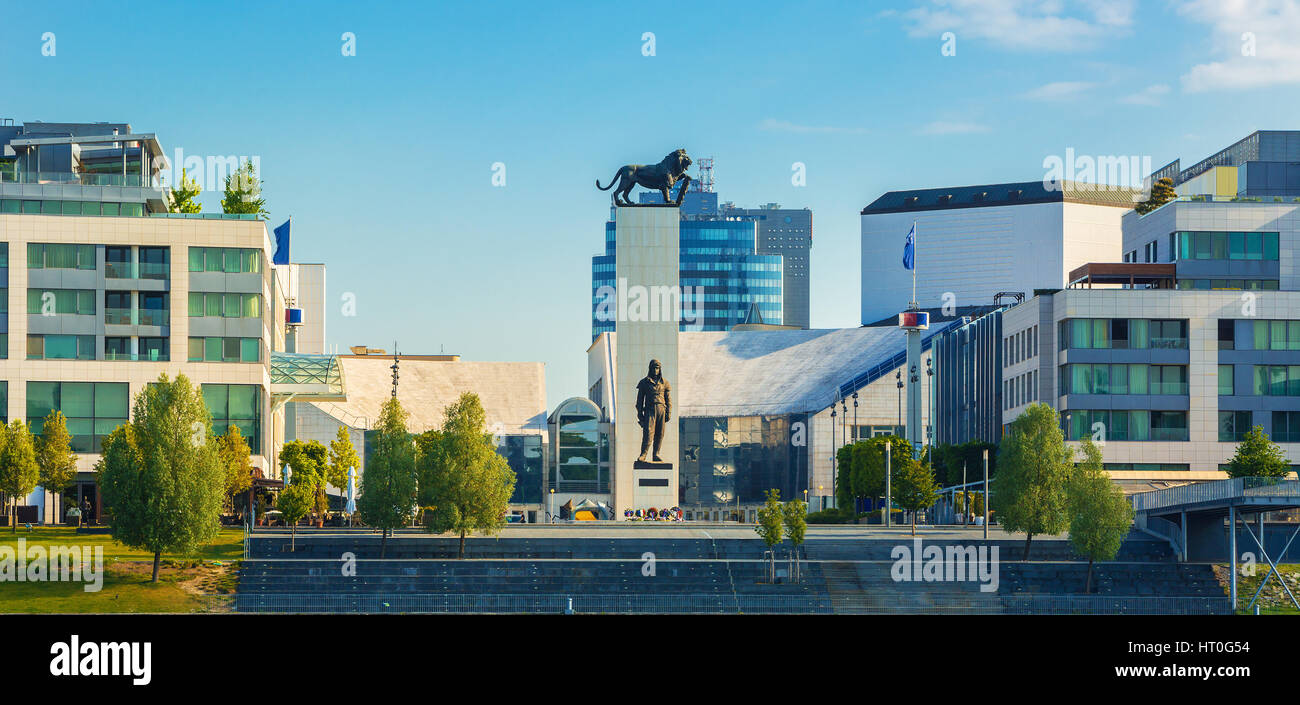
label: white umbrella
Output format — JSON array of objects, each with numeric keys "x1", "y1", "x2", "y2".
[
  {"x1": 283, "y1": 464, "x2": 293, "y2": 487},
  {"x1": 345, "y1": 466, "x2": 357, "y2": 515}
]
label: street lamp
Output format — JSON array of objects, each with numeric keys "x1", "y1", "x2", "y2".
[
  {"x1": 895, "y1": 370, "x2": 903, "y2": 430},
  {"x1": 925, "y1": 357, "x2": 935, "y2": 450},
  {"x1": 549, "y1": 488, "x2": 555, "y2": 524},
  {"x1": 818, "y1": 485, "x2": 824, "y2": 512},
  {"x1": 830, "y1": 407, "x2": 838, "y2": 503},
  {"x1": 852, "y1": 391, "x2": 858, "y2": 444}
]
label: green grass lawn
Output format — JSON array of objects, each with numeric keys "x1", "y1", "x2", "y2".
[
  {"x1": 0, "y1": 527, "x2": 244, "y2": 562},
  {"x1": 0, "y1": 527, "x2": 243, "y2": 613}
]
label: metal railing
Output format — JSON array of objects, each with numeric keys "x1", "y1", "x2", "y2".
[
  {"x1": 230, "y1": 592, "x2": 1229, "y2": 615},
  {"x1": 104, "y1": 308, "x2": 169, "y2": 326},
  {"x1": 1132, "y1": 477, "x2": 1300, "y2": 513},
  {"x1": 0, "y1": 171, "x2": 156, "y2": 188}
]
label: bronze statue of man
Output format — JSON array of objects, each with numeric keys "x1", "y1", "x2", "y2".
[{"x1": 635, "y1": 359, "x2": 672, "y2": 463}]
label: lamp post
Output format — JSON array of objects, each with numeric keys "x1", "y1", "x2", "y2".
[
  {"x1": 895, "y1": 370, "x2": 903, "y2": 431},
  {"x1": 982, "y1": 449, "x2": 989, "y2": 540},
  {"x1": 884, "y1": 441, "x2": 892, "y2": 528},
  {"x1": 852, "y1": 392, "x2": 858, "y2": 444},
  {"x1": 549, "y1": 488, "x2": 555, "y2": 524},
  {"x1": 830, "y1": 407, "x2": 838, "y2": 508},
  {"x1": 818, "y1": 485, "x2": 824, "y2": 512},
  {"x1": 925, "y1": 357, "x2": 934, "y2": 453}
]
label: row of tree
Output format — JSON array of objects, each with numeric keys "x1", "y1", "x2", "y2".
[
  {"x1": 994, "y1": 403, "x2": 1134, "y2": 592},
  {"x1": 0, "y1": 412, "x2": 78, "y2": 533},
  {"x1": 833, "y1": 435, "x2": 940, "y2": 534},
  {"x1": 167, "y1": 159, "x2": 269, "y2": 219},
  {"x1": 356, "y1": 392, "x2": 516, "y2": 558},
  {"x1": 754, "y1": 489, "x2": 807, "y2": 582}
]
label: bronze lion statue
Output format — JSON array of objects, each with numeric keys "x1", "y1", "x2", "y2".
[{"x1": 596, "y1": 149, "x2": 693, "y2": 207}]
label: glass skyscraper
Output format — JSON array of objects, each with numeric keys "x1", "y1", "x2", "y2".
[{"x1": 592, "y1": 218, "x2": 783, "y2": 338}]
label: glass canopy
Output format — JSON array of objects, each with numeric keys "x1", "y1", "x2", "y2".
[{"x1": 269, "y1": 352, "x2": 346, "y2": 401}]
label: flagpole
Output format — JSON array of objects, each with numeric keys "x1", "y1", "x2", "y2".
[{"x1": 911, "y1": 219, "x2": 917, "y2": 309}]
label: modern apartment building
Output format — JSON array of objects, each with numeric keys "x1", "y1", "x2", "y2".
[
  {"x1": 997, "y1": 194, "x2": 1300, "y2": 486},
  {"x1": 860, "y1": 180, "x2": 1138, "y2": 325},
  {"x1": 0, "y1": 121, "x2": 320, "y2": 523}
]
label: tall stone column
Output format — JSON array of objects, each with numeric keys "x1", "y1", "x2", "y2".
[{"x1": 613, "y1": 206, "x2": 680, "y2": 517}]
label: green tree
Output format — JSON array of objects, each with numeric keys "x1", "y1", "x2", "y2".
[
  {"x1": 416, "y1": 392, "x2": 516, "y2": 558},
  {"x1": 35, "y1": 410, "x2": 78, "y2": 521},
  {"x1": 327, "y1": 425, "x2": 360, "y2": 491},
  {"x1": 1067, "y1": 439, "x2": 1134, "y2": 592},
  {"x1": 96, "y1": 374, "x2": 223, "y2": 581},
  {"x1": 1134, "y1": 176, "x2": 1177, "y2": 215},
  {"x1": 279, "y1": 439, "x2": 330, "y2": 518},
  {"x1": 782, "y1": 498, "x2": 807, "y2": 581},
  {"x1": 836, "y1": 436, "x2": 911, "y2": 513},
  {"x1": 277, "y1": 481, "x2": 313, "y2": 551},
  {"x1": 1224, "y1": 425, "x2": 1290, "y2": 478},
  {"x1": 994, "y1": 403, "x2": 1072, "y2": 560},
  {"x1": 167, "y1": 167, "x2": 202, "y2": 213},
  {"x1": 931, "y1": 440, "x2": 998, "y2": 487},
  {"x1": 215, "y1": 425, "x2": 253, "y2": 514},
  {"x1": 220, "y1": 159, "x2": 268, "y2": 218},
  {"x1": 754, "y1": 489, "x2": 784, "y2": 582},
  {"x1": 358, "y1": 397, "x2": 417, "y2": 558},
  {"x1": 0, "y1": 421, "x2": 40, "y2": 533},
  {"x1": 893, "y1": 457, "x2": 939, "y2": 536}
]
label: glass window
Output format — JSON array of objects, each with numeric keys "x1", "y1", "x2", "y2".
[
  {"x1": 188, "y1": 337, "x2": 204, "y2": 362},
  {"x1": 240, "y1": 338, "x2": 260, "y2": 362},
  {"x1": 1219, "y1": 365, "x2": 1234, "y2": 395},
  {"x1": 223, "y1": 337, "x2": 241, "y2": 362},
  {"x1": 1130, "y1": 319, "x2": 1149, "y2": 349},
  {"x1": 205, "y1": 337, "x2": 223, "y2": 362},
  {"x1": 188, "y1": 292, "x2": 204, "y2": 317},
  {"x1": 1129, "y1": 364, "x2": 1148, "y2": 394},
  {"x1": 189, "y1": 248, "x2": 205, "y2": 272}
]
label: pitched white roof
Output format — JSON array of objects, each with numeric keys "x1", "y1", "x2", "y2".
[
  {"x1": 309, "y1": 357, "x2": 546, "y2": 434},
  {"x1": 677, "y1": 326, "x2": 951, "y2": 417}
]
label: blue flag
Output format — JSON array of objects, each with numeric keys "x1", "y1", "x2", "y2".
[
  {"x1": 902, "y1": 223, "x2": 915, "y2": 271},
  {"x1": 272, "y1": 219, "x2": 291, "y2": 265}
]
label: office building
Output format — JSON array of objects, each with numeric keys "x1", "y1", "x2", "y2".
[
  {"x1": 860, "y1": 180, "x2": 1138, "y2": 325},
  {"x1": 630, "y1": 189, "x2": 813, "y2": 330},
  {"x1": 592, "y1": 216, "x2": 783, "y2": 338},
  {"x1": 1151, "y1": 130, "x2": 1300, "y2": 200}
]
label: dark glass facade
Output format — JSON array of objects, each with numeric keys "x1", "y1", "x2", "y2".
[
  {"x1": 592, "y1": 219, "x2": 783, "y2": 338},
  {"x1": 933, "y1": 309, "x2": 1003, "y2": 445},
  {"x1": 678, "y1": 414, "x2": 807, "y2": 507},
  {"x1": 498, "y1": 435, "x2": 544, "y2": 504}
]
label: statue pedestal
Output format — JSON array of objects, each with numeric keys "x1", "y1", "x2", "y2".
[{"x1": 613, "y1": 206, "x2": 680, "y2": 517}]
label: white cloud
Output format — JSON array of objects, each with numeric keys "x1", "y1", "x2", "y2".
[
  {"x1": 1120, "y1": 83, "x2": 1171, "y2": 105},
  {"x1": 1177, "y1": 0, "x2": 1300, "y2": 92},
  {"x1": 757, "y1": 119, "x2": 868, "y2": 135},
  {"x1": 917, "y1": 120, "x2": 990, "y2": 135},
  {"x1": 1023, "y1": 81, "x2": 1096, "y2": 100},
  {"x1": 898, "y1": 0, "x2": 1134, "y2": 52}
]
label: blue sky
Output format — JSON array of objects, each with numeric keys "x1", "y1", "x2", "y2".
[{"x1": 8, "y1": 0, "x2": 1300, "y2": 408}]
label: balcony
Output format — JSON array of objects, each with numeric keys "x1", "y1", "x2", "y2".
[
  {"x1": 105, "y1": 308, "x2": 170, "y2": 326},
  {"x1": 1, "y1": 171, "x2": 155, "y2": 188},
  {"x1": 105, "y1": 261, "x2": 169, "y2": 280},
  {"x1": 104, "y1": 351, "x2": 170, "y2": 362}
]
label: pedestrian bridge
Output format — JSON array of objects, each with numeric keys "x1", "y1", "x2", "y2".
[{"x1": 1131, "y1": 477, "x2": 1300, "y2": 613}]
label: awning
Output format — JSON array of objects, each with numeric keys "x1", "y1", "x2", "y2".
[{"x1": 270, "y1": 352, "x2": 347, "y2": 402}]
